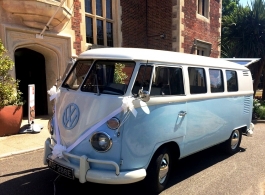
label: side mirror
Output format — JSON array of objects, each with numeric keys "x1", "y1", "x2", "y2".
[{"x1": 138, "y1": 88, "x2": 150, "y2": 102}]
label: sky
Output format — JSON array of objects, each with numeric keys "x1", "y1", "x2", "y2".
[{"x1": 239, "y1": 0, "x2": 251, "y2": 6}]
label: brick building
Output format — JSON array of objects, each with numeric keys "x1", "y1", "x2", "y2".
[{"x1": 0, "y1": 0, "x2": 221, "y2": 116}]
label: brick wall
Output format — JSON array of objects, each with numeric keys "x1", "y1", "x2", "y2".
[
  {"x1": 72, "y1": 0, "x2": 82, "y2": 55},
  {"x1": 182, "y1": 0, "x2": 221, "y2": 58},
  {"x1": 120, "y1": 0, "x2": 172, "y2": 51}
]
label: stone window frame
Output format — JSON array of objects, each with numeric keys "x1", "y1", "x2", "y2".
[
  {"x1": 194, "y1": 39, "x2": 212, "y2": 57},
  {"x1": 84, "y1": 0, "x2": 115, "y2": 47},
  {"x1": 196, "y1": 0, "x2": 210, "y2": 22}
]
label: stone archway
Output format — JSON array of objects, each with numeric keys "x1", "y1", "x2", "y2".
[
  {"x1": 15, "y1": 48, "x2": 48, "y2": 117},
  {"x1": 3, "y1": 27, "x2": 73, "y2": 115}
]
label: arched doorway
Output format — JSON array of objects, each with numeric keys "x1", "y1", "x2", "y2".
[{"x1": 15, "y1": 48, "x2": 48, "y2": 117}]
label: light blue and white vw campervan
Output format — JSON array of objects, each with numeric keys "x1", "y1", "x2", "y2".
[{"x1": 44, "y1": 48, "x2": 254, "y2": 193}]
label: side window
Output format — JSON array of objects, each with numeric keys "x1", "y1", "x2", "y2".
[
  {"x1": 226, "y1": 70, "x2": 238, "y2": 92},
  {"x1": 132, "y1": 65, "x2": 153, "y2": 96},
  {"x1": 188, "y1": 67, "x2": 207, "y2": 94},
  {"x1": 209, "y1": 69, "x2": 224, "y2": 93},
  {"x1": 150, "y1": 67, "x2": 184, "y2": 96}
]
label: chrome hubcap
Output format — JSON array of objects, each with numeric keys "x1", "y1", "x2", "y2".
[
  {"x1": 159, "y1": 154, "x2": 169, "y2": 184},
  {"x1": 231, "y1": 130, "x2": 240, "y2": 150}
]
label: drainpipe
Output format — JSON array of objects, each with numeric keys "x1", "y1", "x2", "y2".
[{"x1": 36, "y1": 0, "x2": 67, "y2": 39}]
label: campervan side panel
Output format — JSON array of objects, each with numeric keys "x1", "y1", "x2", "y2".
[
  {"x1": 181, "y1": 95, "x2": 252, "y2": 158},
  {"x1": 121, "y1": 99, "x2": 187, "y2": 170},
  {"x1": 237, "y1": 69, "x2": 254, "y2": 93}
]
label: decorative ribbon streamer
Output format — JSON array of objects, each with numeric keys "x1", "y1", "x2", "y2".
[
  {"x1": 48, "y1": 86, "x2": 63, "y2": 159},
  {"x1": 66, "y1": 97, "x2": 137, "y2": 152},
  {"x1": 66, "y1": 107, "x2": 123, "y2": 152},
  {"x1": 51, "y1": 102, "x2": 62, "y2": 158},
  {"x1": 48, "y1": 87, "x2": 138, "y2": 159}
]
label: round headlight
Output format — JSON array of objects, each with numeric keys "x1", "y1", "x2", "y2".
[
  {"x1": 90, "y1": 132, "x2": 112, "y2": 152},
  {"x1": 106, "y1": 117, "x2": 120, "y2": 130}
]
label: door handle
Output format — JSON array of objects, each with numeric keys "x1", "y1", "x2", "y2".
[{"x1": 178, "y1": 111, "x2": 187, "y2": 117}]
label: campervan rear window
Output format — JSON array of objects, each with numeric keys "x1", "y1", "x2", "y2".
[{"x1": 226, "y1": 70, "x2": 238, "y2": 92}]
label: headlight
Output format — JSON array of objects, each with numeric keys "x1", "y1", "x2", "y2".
[
  {"x1": 106, "y1": 117, "x2": 120, "y2": 130},
  {"x1": 90, "y1": 132, "x2": 112, "y2": 152},
  {"x1": 47, "y1": 116, "x2": 54, "y2": 135}
]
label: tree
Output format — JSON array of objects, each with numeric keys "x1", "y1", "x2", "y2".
[
  {"x1": 221, "y1": 0, "x2": 265, "y2": 98},
  {"x1": 222, "y1": 0, "x2": 240, "y2": 17}
]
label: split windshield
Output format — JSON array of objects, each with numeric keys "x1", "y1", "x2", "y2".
[
  {"x1": 62, "y1": 60, "x2": 135, "y2": 95},
  {"x1": 62, "y1": 60, "x2": 93, "y2": 90}
]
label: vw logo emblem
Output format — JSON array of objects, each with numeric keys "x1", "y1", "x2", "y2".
[{"x1": 62, "y1": 103, "x2": 80, "y2": 130}]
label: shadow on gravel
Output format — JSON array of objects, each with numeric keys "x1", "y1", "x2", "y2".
[
  {"x1": 0, "y1": 145, "x2": 245, "y2": 195},
  {"x1": 166, "y1": 144, "x2": 245, "y2": 191},
  {"x1": 0, "y1": 168, "x2": 57, "y2": 195}
]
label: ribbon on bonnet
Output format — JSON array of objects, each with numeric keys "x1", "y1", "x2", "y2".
[{"x1": 47, "y1": 86, "x2": 137, "y2": 160}]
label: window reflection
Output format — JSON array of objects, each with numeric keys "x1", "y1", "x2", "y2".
[
  {"x1": 209, "y1": 69, "x2": 224, "y2": 93},
  {"x1": 188, "y1": 67, "x2": 207, "y2": 94},
  {"x1": 85, "y1": 0, "x2": 114, "y2": 46},
  {"x1": 85, "y1": 0, "x2": 92, "y2": 13},
  {"x1": 106, "y1": 0, "x2": 112, "y2": 19},
  {"x1": 107, "y1": 22, "x2": 113, "y2": 47},
  {"x1": 96, "y1": 0, "x2": 102, "y2": 16},
  {"x1": 97, "y1": 20, "x2": 104, "y2": 45},
  {"x1": 226, "y1": 70, "x2": 238, "y2": 92},
  {"x1": 150, "y1": 67, "x2": 184, "y2": 96},
  {"x1": 86, "y1": 17, "x2": 93, "y2": 44}
]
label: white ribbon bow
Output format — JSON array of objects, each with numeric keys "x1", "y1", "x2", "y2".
[
  {"x1": 51, "y1": 144, "x2": 66, "y2": 159},
  {"x1": 47, "y1": 85, "x2": 60, "y2": 101},
  {"x1": 122, "y1": 97, "x2": 137, "y2": 117}
]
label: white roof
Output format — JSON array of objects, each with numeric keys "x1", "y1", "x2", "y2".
[
  {"x1": 78, "y1": 48, "x2": 248, "y2": 70},
  {"x1": 222, "y1": 58, "x2": 260, "y2": 67}
]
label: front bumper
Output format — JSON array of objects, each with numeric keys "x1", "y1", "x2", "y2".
[{"x1": 43, "y1": 138, "x2": 146, "y2": 184}]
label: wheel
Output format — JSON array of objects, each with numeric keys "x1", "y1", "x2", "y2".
[
  {"x1": 145, "y1": 147, "x2": 172, "y2": 193},
  {"x1": 223, "y1": 129, "x2": 242, "y2": 155}
]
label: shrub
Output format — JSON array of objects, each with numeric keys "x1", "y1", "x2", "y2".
[
  {"x1": 253, "y1": 98, "x2": 265, "y2": 119},
  {"x1": 0, "y1": 39, "x2": 24, "y2": 108}
]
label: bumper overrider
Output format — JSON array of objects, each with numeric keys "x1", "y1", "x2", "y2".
[
  {"x1": 244, "y1": 122, "x2": 254, "y2": 137},
  {"x1": 43, "y1": 138, "x2": 146, "y2": 184}
]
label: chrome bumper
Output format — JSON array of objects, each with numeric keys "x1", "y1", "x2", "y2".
[
  {"x1": 246, "y1": 122, "x2": 254, "y2": 137},
  {"x1": 43, "y1": 138, "x2": 146, "y2": 184}
]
